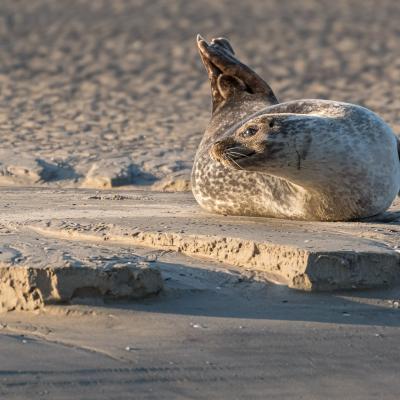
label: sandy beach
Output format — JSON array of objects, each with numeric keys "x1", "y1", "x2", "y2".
[
  {"x1": 0, "y1": 188, "x2": 399, "y2": 399},
  {"x1": 1, "y1": 0, "x2": 400, "y2": 190},
  {"x1": 1, "y1": 0, "x2": 400, "y2": 398}
]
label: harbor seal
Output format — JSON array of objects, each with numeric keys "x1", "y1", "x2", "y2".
[{"x1": 191, "y1": 35, "x2": 400, "y2": 221}]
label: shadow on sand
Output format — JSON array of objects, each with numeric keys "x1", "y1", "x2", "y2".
[{"x1": 74, "y1": 260, "x2": 400, "y2": 328}]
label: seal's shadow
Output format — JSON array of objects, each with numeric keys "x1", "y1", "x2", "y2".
[{"x1": 90, "y1": 260, "x2": 400, "y2": 328}]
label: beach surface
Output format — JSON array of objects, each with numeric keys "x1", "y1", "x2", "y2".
[
  {"x1": 0, "y1": 187, "x2": 399, "y2": 399},
  {"x1": 1, "y1": 0, "x2": 400, "y2": 398},
  {"x1": 0, "y1": 0, "x2": 399, "y2": 191}
]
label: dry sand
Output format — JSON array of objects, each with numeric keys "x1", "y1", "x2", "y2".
[
  {"x1": 1, "y1": 0, "x2": 400, "y2": 399},
  {"x1": 0, "y1": 0, "x2": 400, "y2": 191}
]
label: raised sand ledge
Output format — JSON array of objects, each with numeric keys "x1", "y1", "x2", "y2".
[
  {"x1": 28, "y1": 219, "x2": 400, "y2": 292},
  {"x1": 0, "y1": 227, "x2": 163, "y2": 312},
  {"x1": 0, "y1": 188, "x2": 399, "y2": 311}
]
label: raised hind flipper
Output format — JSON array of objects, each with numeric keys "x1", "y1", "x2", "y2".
[{"x1": 197, "y1": 35, "x2": 278, "y2": 112}]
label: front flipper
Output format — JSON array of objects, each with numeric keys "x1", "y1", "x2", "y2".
[{"x1": 197, "y1": 35, "x2": 278, "y2": 113}]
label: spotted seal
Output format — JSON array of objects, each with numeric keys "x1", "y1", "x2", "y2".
[{"x1": 191, "y1": 35, "x2": 400, "y2": 221}]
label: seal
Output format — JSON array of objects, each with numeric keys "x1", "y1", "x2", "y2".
[{"x1": 191, "y1": 35, "x2": 400, "y2": 221}]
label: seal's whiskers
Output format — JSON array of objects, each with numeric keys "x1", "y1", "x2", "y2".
[
  {"x1": 227, "y1": 150, "x2": 251, "y2": 159},
  {"x1": 226, "y1": 154, "x2": 244, "y2": 170}
]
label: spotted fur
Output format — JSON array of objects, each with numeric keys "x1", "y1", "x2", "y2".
[{"x1": 192, "y1": 36, "x2": 400, "y2": 221}]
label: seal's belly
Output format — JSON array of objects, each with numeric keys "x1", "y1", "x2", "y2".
[
  {"x1": 191, "y1": 157, "x2": 311, "y2": 219},
  {"x1": 191, "y1": 151, "x2": 400, "y2": 221}
]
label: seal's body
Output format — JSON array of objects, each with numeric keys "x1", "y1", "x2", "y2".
[{"x1": 192, "y1": 36, "x2": 400, "y2": 221}]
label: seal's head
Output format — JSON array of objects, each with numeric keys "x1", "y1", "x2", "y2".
[{"x1": 210, "y1": 113, "x2": 316, "y2": 177}]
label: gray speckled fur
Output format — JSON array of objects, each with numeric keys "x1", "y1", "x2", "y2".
[{"x1": 192, "y1": 36, "x2": 400, "y2": 221}]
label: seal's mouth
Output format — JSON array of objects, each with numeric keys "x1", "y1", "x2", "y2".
[{"x1": 210, "y1": 140, "x2": 256, "y2": 169}]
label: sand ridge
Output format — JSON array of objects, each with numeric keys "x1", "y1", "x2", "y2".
[{"x1": 0, "y1": 188, "x2": 399, "y2": 307}]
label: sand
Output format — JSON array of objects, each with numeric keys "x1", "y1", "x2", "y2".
[
  {"x1": 1, "y1": 0, "x2": 400, "y2": 398},
  {"x1": 0, "y1": 187, "x2": 399, "y2": 399},
  {"x1": 1, "y1": 0, "x2": 400, "y2": 191},
  {"x1": 6, "y1": 188, "x2": 398, "y2": 292}
]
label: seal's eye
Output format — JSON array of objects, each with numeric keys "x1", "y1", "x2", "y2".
[
  {"x1": 269, "y1": 120, "x2": 275, "y2": 128},
  {"x1": 241, "y1": 126, "x2": 258, "y2": 138}
]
